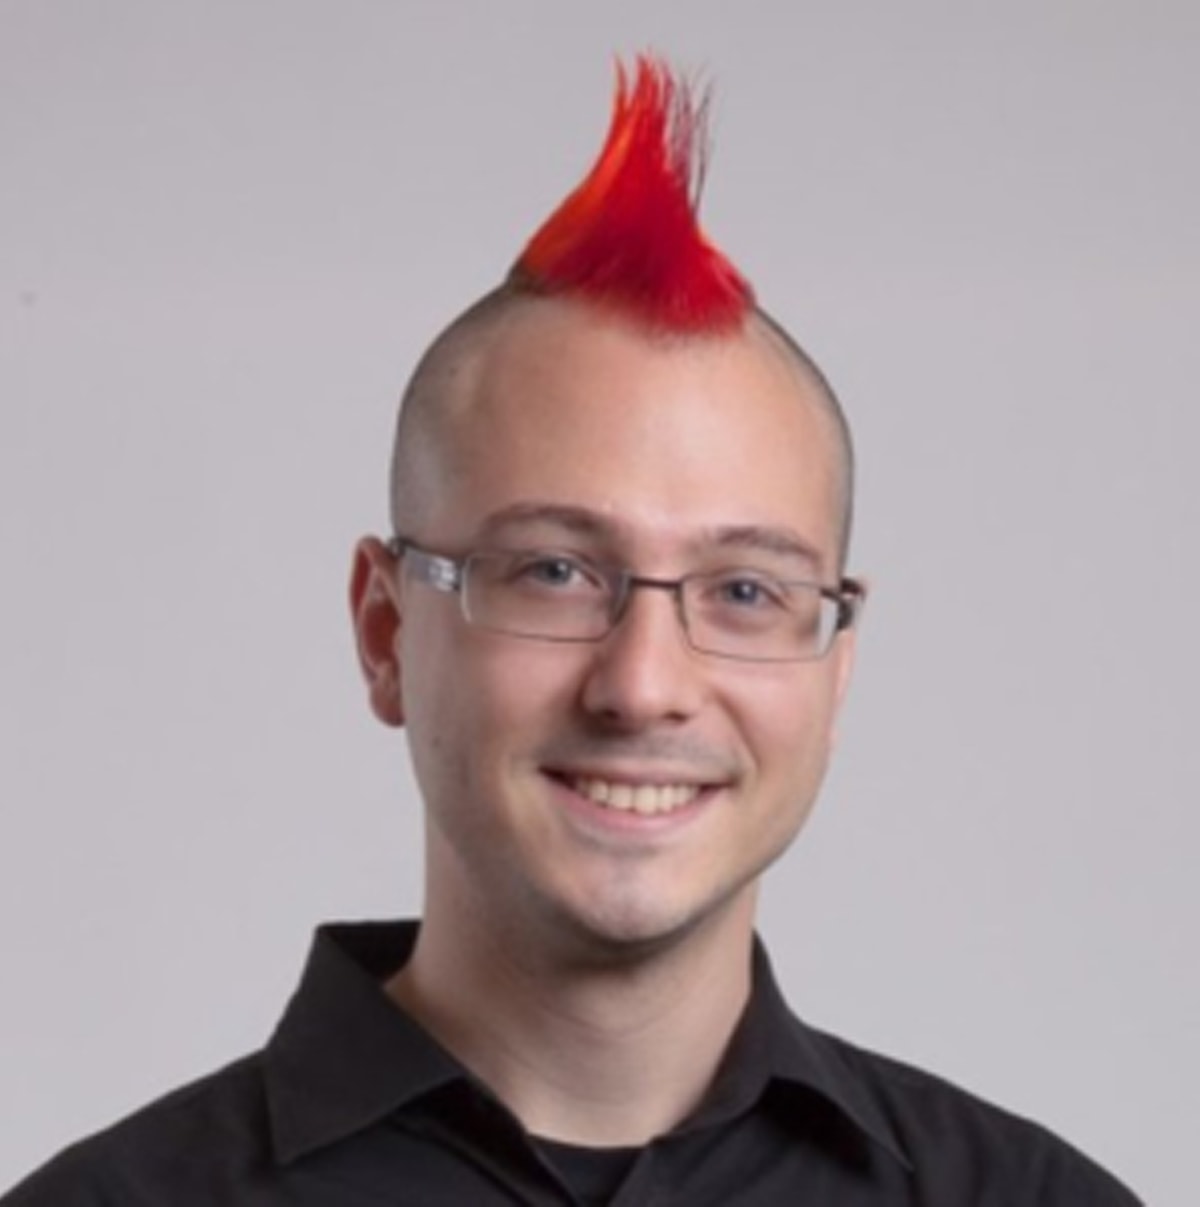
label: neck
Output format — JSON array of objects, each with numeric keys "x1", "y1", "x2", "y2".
[{"x1": 387, "y1": 897, "x2": 757, "y2": 1147}]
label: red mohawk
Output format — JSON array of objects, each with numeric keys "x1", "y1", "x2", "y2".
[{"x1": 511, "y1": 56, "x2": 754, "y2": 333}]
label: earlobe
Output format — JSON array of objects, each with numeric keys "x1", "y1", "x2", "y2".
[{"x1": 349, "y1": 537, "x2": 406, "y2": 728}]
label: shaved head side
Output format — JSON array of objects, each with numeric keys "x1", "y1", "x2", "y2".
[
  {"x1": 388, "y1": 291, "x2": 857, "y2": 571},
  {"x1": 388, "y1": 285, "x2": 522, "y2": 535},
  {"x1": 753, "y1": 309, "x2": 856, "y2": 570}
]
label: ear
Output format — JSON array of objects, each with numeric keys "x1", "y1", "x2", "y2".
[
  {"x1": 349, "y1": 536, "x2": 406, "y2": 727},
  {"x1": 827, "y1": 577, "x2": 869, "y2": 747}
]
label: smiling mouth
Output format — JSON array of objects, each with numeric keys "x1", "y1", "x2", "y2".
[{"x1": 562, "y1": 776, "x2": 706, "y2": 816}]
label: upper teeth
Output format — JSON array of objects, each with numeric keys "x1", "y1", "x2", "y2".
[{"x1": 572, "y1": 778, "x2": 701, "y2": 815}]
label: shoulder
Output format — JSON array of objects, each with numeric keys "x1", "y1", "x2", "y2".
[
  {"x1": 1, "y1": 1053, "x2": 268, "y2": 1205},
  {"x1": 817, "y1": 1026, "x2": 1141, "y2": 1204}
]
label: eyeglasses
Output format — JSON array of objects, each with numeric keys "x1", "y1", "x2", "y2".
[{"x1": 388, "y1": 537, "x2": 863, "y2": 664}]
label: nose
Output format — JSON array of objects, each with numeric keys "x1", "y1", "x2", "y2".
[{"x1": 579, "y1": 581, "x2": 706, "y2": 728}]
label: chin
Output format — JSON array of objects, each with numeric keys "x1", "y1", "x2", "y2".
[{"x1": 545, "y1": 879, "x2": 755, "y2": 966}]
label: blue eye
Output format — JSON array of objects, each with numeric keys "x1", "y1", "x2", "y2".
[
  {"x1": 522, "y1": 556, "x2": 582, "y2": 586},
  {"x1": 716, "y1": 575, "x2": 786, "y2": 609},
  {"x1": 506, "y1": 553, "x2": 607, "y2": 596}
]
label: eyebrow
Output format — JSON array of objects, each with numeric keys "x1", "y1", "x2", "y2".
[
  {"x1": 474, "y1": 503, "x2": 826, "y2": 570},
  {"x1": 704, "y1": 525, "x2": 824, "y2": 569},
  {"x1": 476, "y1": 503, "x2": 612, "y2": 540}
]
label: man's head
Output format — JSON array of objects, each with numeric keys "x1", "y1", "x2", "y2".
[
  {"x1": 390, "y1": 58, "x2": 854, "y2": 563},
  {"x1": 351, "y1": 59, "x2": 862, "y2": 960}
]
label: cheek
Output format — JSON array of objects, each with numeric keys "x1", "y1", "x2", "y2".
[
  {"x1": 398, "y1": 617, "x2": 480, "y2": 796},
  {"x1": 739, "y1": 674, "x2": 842, "y2": 788},
  {"x1": 407, "y1": 631, "x2": 582, "y2": 767}
]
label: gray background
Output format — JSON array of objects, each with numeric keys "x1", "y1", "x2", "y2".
[{"x1": 1, "y1": 2, "x2": 1195, "y2": 1201}]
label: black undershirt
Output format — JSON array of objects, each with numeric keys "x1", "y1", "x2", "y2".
[{"x1": 534, "y1": 1137, "x2": 640, "y2": 1206}]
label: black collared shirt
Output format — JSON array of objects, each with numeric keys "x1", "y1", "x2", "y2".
[{"x1": 3, "y1": 921, "x2": 1140, "y2": 1205}]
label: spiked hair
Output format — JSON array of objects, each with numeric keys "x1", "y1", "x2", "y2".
[
  {"x1": 392, "y1": 57, "x2": 855, "y2": 565},
  {"x1": 510, "y1": 56, "x2": 754, "y2": 333}
]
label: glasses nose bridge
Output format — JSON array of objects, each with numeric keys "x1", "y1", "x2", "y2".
[{"x1": 609, "y1": 572, "x2": 690, "y2": 636}]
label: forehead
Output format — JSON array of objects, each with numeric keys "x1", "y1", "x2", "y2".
[{"x1": 424, "y1": 301, "x2": 843, "y2": 569}]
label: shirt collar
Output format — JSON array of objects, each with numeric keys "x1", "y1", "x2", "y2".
[
  {"x1": 264, "y1": 921, "x2": 911, "y2": 1171},
  {"x1": 736, "y1": 939, "x2": 914, "y2": 1171},
  {"x1": 264, "y1": 921, "x2": 458, "y2": 1164}
]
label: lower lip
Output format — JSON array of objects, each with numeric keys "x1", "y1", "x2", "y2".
[{"x1": 544, "y1": 773, "x2": 717, "y2": 837}]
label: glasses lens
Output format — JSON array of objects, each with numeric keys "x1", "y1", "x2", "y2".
[
  {"x1": 682, "y1": 572, "x2": 838, "y2": 661},
  {"x1": 461, "y1": 551, "x2": 614, "y2": 640}
]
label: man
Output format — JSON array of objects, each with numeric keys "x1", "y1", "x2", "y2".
[{"x1": 4, "y1": 58, "x2": 1139, "y2": 1205}]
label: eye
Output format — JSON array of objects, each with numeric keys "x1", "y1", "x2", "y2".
[
  {"x1": 712, "y1": 573, "x2": 788, "y2": 610},
  {"x1": 508, "y1": 552, "x2": 605, "y2": 594},
  {"x1": 524, "y1": 556, "x2": 580, "y2": 586}
]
